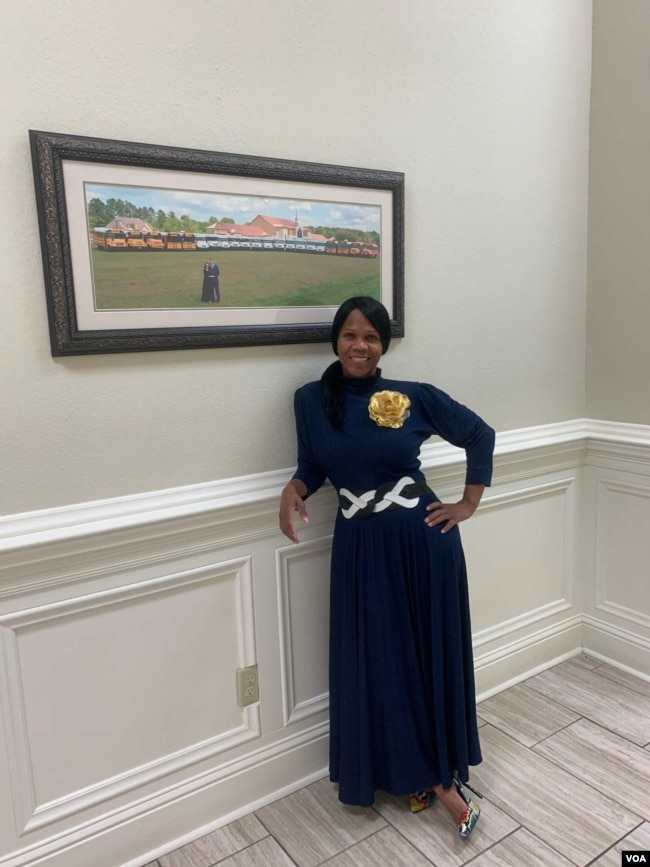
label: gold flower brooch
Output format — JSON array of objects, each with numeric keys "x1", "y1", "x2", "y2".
[{"x1": 368, "y1": 390, "x2": 411, "y2": 429}]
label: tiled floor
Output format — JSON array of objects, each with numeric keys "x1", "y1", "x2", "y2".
[{"x1": 144, "y1": 655, "x2": 650, "y2": 867}]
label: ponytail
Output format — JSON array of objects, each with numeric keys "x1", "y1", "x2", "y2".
[{"x1": 321, "y1": 360, "x2": 344, "y2": 428}]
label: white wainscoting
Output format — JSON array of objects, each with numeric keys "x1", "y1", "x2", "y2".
[
  {"x1": 0, "y1": 419, "x2": 647, "y2": 867},
  {"x1": 276, "y1": 537, "x2": 332, "y2": 726},
  {"x1": 581, "y1": 420, "x2": 650, "y2": 676}
]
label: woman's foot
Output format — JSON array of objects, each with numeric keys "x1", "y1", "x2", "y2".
[
  {"x1": 409, "y1": 788, "x2": 437, "y2": 813},
  {"x1": 432, "y1": 779, "x2": 481, "y2": 840},
  {"x1": 432, "y1": 782, "x2": 468, "y2": 824}
]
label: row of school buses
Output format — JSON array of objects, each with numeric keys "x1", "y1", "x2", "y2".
[{"x1": 92, "y1": 228, "x2": 379, "y2": 258}]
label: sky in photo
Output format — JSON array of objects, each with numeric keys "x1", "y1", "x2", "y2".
[{"x1": 85, "y1": 183, "x2": 381, "y2": 231}]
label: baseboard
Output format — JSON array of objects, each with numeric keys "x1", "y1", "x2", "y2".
[
  {"x1": 0, "y1": 728, "x2": 329, "y2": 867},
  {"x1": 474, "y1": 615, "x2": 583, "y2": 699},
  {"x1": 582, "y1": 614, "x2": 650, "y2": 678}
]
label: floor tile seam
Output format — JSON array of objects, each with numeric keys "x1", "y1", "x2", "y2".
[
  {"x1": 580, "y1": 662, "x2": 648, "y2": 692},
  {"x1": 374, "y1": 814, "x2": 444, "y2": 867},
  {"x1": 586, "y1": 664, "x2": 650, "y2": 698},
  {"x1": 251, "y1": 813, "x2": 301, "y2": 865},
  {"x1": 478, "y1": 723, "x2": 647, "y2": 834},
  {"x1": 518, "y1": 681, "x2": 584, "y2": 719},
  {"x1": 513, "y1": 825, "x2": 585, "y2": 867},
  {"x1": 525, "y1": 739, "x2": 647, "y2": 820},
  {"x1": 522, "y1": 681, "x2": 650, "y2": 742},
  {"x1": 481, "y1": 710, "x2": 585, "y2": 750},
  {"x1": 528, "y1": 716, "x2": 604, "y2": 755},
  {"x1": 461, "y1": 825, "x2": 520, "y2": 865},
  {"x1": 465, "y1": 825, "x2": 578, "y2": 867},
  {"x1": 262, "y1": 833, "x2": 300, "y2": 867},
  {"x1": 582, "y1": 819, "x2": 647, "y2": 866},
  {"x1": 580, "y1": 659, "x2": 604, "y2": 671},
  {"x1": 594, "y1": 678, "x2": 650, "y2": 702},
  {"x1": 566, "y1": 661, "x2": 598, "y2": 676},
  {"x1": 316, "y1": 825, "x2": 424, "y2": 867},
  {"x1": 198, "y1": 835, "x2": 275, "y2": 867},
  {"x1": 520, "y1": 679, "x2": 591, "y2": 718},
  {"x1": 237, "y1": 829, "x2": 298, "y2": 867},
  {"x1": 254, "y1": 801, "x2": 386, "y2": 867},
  {"x1": 537, "y1": 713, "x2": 650, "y2": 755},
  {"x1": 253, "y1": 806, "x2": 294, "y2": 838},
  {"x1": 525, "y1": 714, "x2": 586, "y2": 749},
  {"x1": 580, "y1": 713, "x2": 650, "y2": 749}
]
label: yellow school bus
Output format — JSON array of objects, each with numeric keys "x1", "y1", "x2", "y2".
[
  {"x1": 165, "y1": 232, "x2": 184, "y2": 250},
  {"x1": 93, "y1": 228, "x2": 128, "y2": 250},
  {"x1": 145, "y1": 231, "x2": 165, "y2": 250},
  {"x1": 125, "y1": 230, "x2": 148, "y2": 250},
  {"x1": 181, "y1": 232, "x2": 196, "y2": 251}
]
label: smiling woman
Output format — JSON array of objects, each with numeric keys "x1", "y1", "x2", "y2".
[
  {"x1": 278, "y1": 296, "x2": 495, "y2": 842},
  {"x1": 335, "y1": 308, "x2": 383, "y2": 379}
]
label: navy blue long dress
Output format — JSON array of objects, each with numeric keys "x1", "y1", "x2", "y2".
[{"x1": 291, "y1": 369, "x2": 495, "y2": 807}]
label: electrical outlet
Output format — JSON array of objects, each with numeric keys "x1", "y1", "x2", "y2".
[{"x1": 236, "y1": 664, "x2": 259, "y2": 707}]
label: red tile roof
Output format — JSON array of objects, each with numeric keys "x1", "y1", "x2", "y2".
[
  {"x1": 206, "y1": 222, "x2": 268, "y2": 237},
  {"x1": 257, "y1": 215, "x2": 298, "y2": 228}
]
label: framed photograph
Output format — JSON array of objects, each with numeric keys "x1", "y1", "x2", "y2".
[{"x1": 30, "y1": 130, "x2": 404, "y2": 355}]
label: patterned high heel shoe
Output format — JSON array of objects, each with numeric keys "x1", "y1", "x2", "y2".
[
  {"x1": 453, "y1": 777, "x2": 483, "y2": 841},
  {"x1": 409, "y1": 789, "x2": 437, "y2": 813}
]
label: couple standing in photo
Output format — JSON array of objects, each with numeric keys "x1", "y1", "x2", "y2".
[{"x1": 201, "y1": 259, "x2": 220, "y2": 303}]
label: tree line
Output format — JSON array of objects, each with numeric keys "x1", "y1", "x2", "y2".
[
  {"x1": 307, "y1": 226, "x2": 380, "y2": 244},
  {"x1": 86, "y1": 198, "x2": 233, "y2": 233},
  {"x1": 87, "y1": 197, "x2": 379, "y2": 244}
]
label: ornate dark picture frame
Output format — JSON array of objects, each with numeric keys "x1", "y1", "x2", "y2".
[{"x1": 29, "y1": 130, "x2": 404, "y2": 355}]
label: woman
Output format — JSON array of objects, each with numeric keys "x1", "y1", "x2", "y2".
[
  {"x1": 279, "y1": 296, "x2": 495, "y2": 841},
  {"x1": 201, "y1": 262, "x2": 212, "y2": 303}
]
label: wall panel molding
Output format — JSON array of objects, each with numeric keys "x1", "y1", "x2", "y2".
[
  {"x1": 0, "y1": 559, "x2": 259, "y2": 834},
  {"x1": 276, "y1": 538, "x2": 332, "y2": 726},
  {"x1": 476, "y1": 476, "x2": 576, "y2": 606},
  {"x1": 0, "y1": 418, "x2": 649, "y2": 866},
  {"x1": 594, "y1": 477, "x2": 650, "y2": 629}
]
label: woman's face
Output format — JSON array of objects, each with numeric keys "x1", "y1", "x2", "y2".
[{"x1": 336, "y1": 309, "x2": 382, "y2": 378}]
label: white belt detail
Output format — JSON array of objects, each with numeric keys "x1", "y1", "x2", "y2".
[{"x1": 339, "y1": 476, "x2": 421, "y2": 519}]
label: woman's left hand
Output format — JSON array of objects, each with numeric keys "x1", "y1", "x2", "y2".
[
  {"x1": 425, "y1": 484, "x2": 485, "y2": 533},
  {"x1": 425, "y1": 498, "x2": 477, "y2": 534}
]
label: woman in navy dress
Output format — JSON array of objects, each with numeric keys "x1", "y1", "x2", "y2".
[{"x1": 279, "y1": 296, "x2": 494, "y2": 841}]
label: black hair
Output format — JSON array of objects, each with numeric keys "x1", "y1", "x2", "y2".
[{"x1": 321, "y1": 296, "x2": 391, "y2": 427}]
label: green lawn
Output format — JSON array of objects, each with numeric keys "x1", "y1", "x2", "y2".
[{"x1": 91, "y1": 249, "x2": 380, "y2": 309}]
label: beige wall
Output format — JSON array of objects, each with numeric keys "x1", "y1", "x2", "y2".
[
  {"x1": 0, "y1": 1, "x2": 591, "y2": 516},
  {"x1": 586, "y1": 0, "x2": 650, "y2": 424}
]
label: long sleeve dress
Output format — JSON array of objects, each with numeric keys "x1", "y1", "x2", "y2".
[{"x1": 291, "y1": 369, "x2": 495, "y2": 808}]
